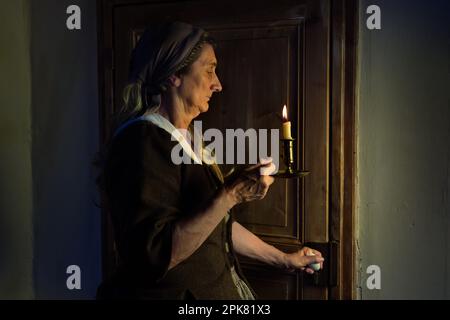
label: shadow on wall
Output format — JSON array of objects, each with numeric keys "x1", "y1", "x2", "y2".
[{"x1": 30, "y1": 0, "x2": 101, "y2": 299}]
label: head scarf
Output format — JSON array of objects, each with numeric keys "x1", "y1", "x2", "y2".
[{"x1": 128, "y1": 22, "x2": 205, "y2": 109}]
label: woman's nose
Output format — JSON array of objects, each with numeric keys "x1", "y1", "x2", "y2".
[{"x1": 212, "y1": 74, "x2": 222, "y2": 92}]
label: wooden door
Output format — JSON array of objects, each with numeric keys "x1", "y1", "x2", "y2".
[{"x1": 98, "y1": 0, "x2": 358, "y2": 300}]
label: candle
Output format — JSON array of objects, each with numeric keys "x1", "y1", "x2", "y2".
[{"x1": 282, "y1": 105, "x2": 292, "y2": 139}]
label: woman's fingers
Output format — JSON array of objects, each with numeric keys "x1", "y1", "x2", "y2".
[
  {"x1": 311, "y1": 249, "x2": 322, "y2": 257},
  {"x1": 244, "y1": 157, "x2": 273, "y2": 174},
  {"x1": 260, "y1": 162, "x2": 276, "y2": 176},
  {"x1": 304, "y1": 268, "x2": 314, "y2": 274},
  {"x1": 311, "y1": 249, "x2": 324, "y2": 269},
  {"x1": 259, "y1": 156, "x2": 273, "y2": 165},
  {"x1": 244, "y1": 163, "x2": 275, "y2": 183},
  {"x1": 306, "y1": 248, "x2": 324, "y2": 269},
  {"x1": 261, "y1": 175, "x2": 275, "y2": 187},
  {"x1": 244, "y1": 162, "x2": 268, "y2": 173},
  {"x1": 239, "y1": 178, "x2": 270, "y2": 201},
  {"x1": 230, "y1": 158, "x2": 276, "y2": 203}
]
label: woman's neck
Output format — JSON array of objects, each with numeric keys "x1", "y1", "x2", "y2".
[{"x1": 155, "y1": 100, "x2": 197, "y2": 130}]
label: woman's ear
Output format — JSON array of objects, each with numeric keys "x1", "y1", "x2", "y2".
[{"x1": 168, "y1": 74, "x2": 182, "y2": 87}]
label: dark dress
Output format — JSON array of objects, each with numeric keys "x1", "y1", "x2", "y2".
[{"x1": 97, "y1": 120, "x2": 255, "y2": 299}]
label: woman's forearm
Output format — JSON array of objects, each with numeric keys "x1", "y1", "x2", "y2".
[
  {"x1": 231, "y1": 221, "x2": 288, "y2": 269},
  {"x1": 168, "y1": 188, "x2": 236, "y2": 270}
]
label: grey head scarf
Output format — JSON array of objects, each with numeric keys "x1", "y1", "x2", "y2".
[{"x1": 128, "y1": 22, "x2": 205, "y2": 109}]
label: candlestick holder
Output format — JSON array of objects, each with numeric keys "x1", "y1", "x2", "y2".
[{"x1": 272, "y1": 138, "x2": 310, "y2": 179}]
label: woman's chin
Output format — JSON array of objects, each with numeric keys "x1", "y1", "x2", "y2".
[{"x1": 199, "y1": 103, "x2": 209, "y2": 113}]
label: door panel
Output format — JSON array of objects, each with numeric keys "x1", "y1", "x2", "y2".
[
  {"x1": 202, "y1": 24, "x2": 302, "y2": 240},
  {"x1": 244, "y1": 265, "x2": 300, "y2": 300}
]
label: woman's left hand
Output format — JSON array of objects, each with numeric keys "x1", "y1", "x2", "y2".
[{"x1": 283, "y1": 247, "x2": 324, "y2": 274}]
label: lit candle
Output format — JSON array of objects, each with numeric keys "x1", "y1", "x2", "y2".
[{"x1": 282, "y1": 105, "x2": 292, "y2": 139}]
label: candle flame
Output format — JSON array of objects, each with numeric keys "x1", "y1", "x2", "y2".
[{"x1": 282, "y1": 105, "x2": 288, "y2": 121}]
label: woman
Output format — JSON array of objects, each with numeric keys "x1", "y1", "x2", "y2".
[{"x1": 97, "y1": 22, "x2": 324, "y2": 300}]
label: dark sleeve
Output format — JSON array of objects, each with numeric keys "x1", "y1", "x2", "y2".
[
  {"x1": 105, "y1": 122, "x2": 182, "y2": 281},
  {"x1": 226, "y1": 210, "x2": 237, "y2": 250}
]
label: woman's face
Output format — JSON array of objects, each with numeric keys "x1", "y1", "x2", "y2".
[{"x1": 177, "y1": 44, "x2": 222, "y2": 115}]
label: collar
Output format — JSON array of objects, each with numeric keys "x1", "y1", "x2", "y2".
[
  {"x1": 113, "y1": 111, "x2": 216, "y2": 165},
  {"x1": 141, "y1": 113, "x2": 203, "y2": 164}
]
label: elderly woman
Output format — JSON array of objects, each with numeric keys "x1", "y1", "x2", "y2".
[{"x1": 97, "y1": 22, "x2": 324, "y2": 300}]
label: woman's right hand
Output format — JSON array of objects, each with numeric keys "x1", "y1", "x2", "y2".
[{"x1": 223, "y1": 158, "x2": 276, "y2": 206}]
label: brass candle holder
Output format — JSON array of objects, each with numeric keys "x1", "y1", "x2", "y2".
[{"x1": 272, "y1": 138, "x2": 310, "y2": 179}]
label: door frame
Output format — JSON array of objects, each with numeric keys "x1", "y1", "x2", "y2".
[
  {"x1": 329, "y1": 0, "x2": 359, "y2": 300},
  {"x1": 96, "y1": 0, "x2": 359, "y2": 300}
]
